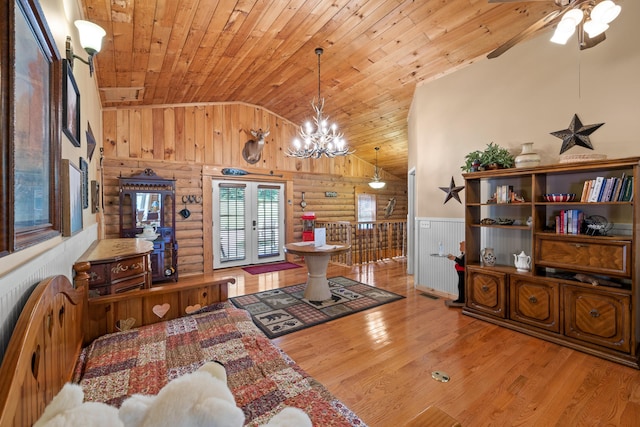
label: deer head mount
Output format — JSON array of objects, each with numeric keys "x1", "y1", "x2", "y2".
[{"x1": 242, "y1": 128, "x2": 270, "y2": 164}]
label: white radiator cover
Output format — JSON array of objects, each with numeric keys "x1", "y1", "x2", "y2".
[{"x1": 415, "y1": 218, "x2": 465, "y2": 298}]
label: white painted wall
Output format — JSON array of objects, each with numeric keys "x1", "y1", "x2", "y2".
[{"x1": 409, "y1": 0, "x2": 640, "y2": 220}]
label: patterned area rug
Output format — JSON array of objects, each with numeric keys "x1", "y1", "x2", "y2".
[{"x1": 230, "y1": 276, "x2": 405, "y2": 339}]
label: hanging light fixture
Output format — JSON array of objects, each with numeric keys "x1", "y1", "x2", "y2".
[
  {"x1": 550, "y1": 0, "x2": 621, "y2": 47},
  {"x1": 287, "y1": 48, "x2": 353, "y2": 159},
  {"x1": 368, "y1": 147, "x2": 386, "y2": 189}
]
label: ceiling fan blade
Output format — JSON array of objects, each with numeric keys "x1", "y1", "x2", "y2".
[{"x1": 487, "y1": 9, "x2": 563, "y2": 59}]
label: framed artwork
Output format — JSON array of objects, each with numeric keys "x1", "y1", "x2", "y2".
[
  {"x1": 86, "y1": 122, "x2": 97, "y2": 161},
  {"x1": 80, "y1": 157, "x2": 89, "y2": 209},
  {"x1": 7, "y1": 0, "x2": 62, "y2": 253},
  {"x1": 62, "y1": 59, "x2": 81, "y2": 147},
  {"x1": 62, "y1": 159, "x2": 83, "y2": 236}
]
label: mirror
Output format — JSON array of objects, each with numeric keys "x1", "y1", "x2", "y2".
[{"x1": 136, "y1": 193, "x2": 162, "y2": 228}]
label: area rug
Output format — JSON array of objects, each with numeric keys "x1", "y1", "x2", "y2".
[
  {"x1": 230, "y1": 276, "x2": 404, "y2": 339},
  {"x1": 241, "y1": 261, "x2": 302, "y2": 275}
]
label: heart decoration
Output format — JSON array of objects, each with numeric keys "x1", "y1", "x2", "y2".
[
  {"x1": 116, "y1": 317, "x2": 136, "y2": 331},
  {"x1": 152, "y1": 303, "x2": 171, "y2": 319},
  {"x1": 185, "y1": 304, "x2": 202, "y2": 314}
]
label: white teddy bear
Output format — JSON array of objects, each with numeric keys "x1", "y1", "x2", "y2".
[
  {"x1": 33, "y1": 383, "x2": 123, "y2": 427},
  {"x1": 36, "y1": 361, "x2": 311, "y2": 427},
  {"x1": 119, "y1": 361, "x2": 312, "y2": 427},
  {"x1": 118, "y1": 361, "x2": 245, "y2": 427}
]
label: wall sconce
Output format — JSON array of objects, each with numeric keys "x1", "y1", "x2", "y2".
[{"x1": 65, "y1": 20, "x2": 106, "y2": 77}]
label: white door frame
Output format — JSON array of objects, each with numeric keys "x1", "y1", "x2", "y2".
[{"x1": 212, "y1": 179, "x2": 285, "y2": 269}]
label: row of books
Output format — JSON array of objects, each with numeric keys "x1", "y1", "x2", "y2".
[
  {"x1": 579, "y1": 174, "x2": 634, "y2": 202},
  {"x1": 555, "y1": 209, "x2": 584, "y2": 235}
]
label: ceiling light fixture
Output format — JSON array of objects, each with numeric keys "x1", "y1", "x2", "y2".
[
  {"x1": 550, "y1": 0, "x2": 621, "y2": 47},
  {"x1": 65, "y1": 20, "x2": 106, "y2": 77},
  {"x1": 368, "y1": 147, "x2": 386, "y2": 189},
  {"x1": 287, "y1": 48, "x2": 352, "y2": 159}
]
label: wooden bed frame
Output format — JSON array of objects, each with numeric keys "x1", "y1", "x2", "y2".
[{"x1": 0, "y1": 273, "x2": 234, "y2": 426}]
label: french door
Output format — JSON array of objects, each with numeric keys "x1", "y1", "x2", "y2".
[{"x1": 212, "y1": 180, "x2": 285, "y2": 269}]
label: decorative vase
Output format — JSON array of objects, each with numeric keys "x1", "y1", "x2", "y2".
[
  {"x1": 515, "y1": 142, "x2": 541, "y2": 169},
  {"x1": 481, "y1": 247, "x2": 496, "y2": 266}
]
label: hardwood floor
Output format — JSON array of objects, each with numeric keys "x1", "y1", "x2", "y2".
[{"x1": 204, "y1": 259, "x2": 640, "y2": 426}]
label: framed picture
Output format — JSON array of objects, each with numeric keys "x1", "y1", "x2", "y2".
[
  {"x1": 80, "y1": 157, "x2": 89, "y2": 209},
  {"x1": 86, "y1": 121, "x2": 97, "y2": 161},
  {"x1": 91, "y1": 180, "x2": 100, "y2": 213},
  {"x1": 62, "y1": 59, "x2": 81, "y2": 147},
  {"x1": 8, "y1": 0, "x2": 62, "y2": 252},
  {"x1": 62, "y1": 159, "x2": 83, "y2": 236}
]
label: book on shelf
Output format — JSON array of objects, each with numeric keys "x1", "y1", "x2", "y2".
[
  {"x1": 580, "y1": 180, "x2": 592, "y2": 202},
  {"x1": 556, "y1": 209, "x2": 583, "y2": 234},
  {"x1": 588, "y1": 176, "x2": 604, "y2": 202},
  {"x1": 623, "y1": 176, "x2": 634, "y2": 201},
  {"x1": 612, "y1": 173, "x2": 626, "y2": 201}
]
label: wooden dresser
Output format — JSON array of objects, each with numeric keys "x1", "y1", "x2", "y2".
[{"x1": 74, "y1": 238, "x2": 154, "y2": 297}]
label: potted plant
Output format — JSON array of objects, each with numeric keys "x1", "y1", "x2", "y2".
[{"x1": 462, "y1": 143, "x2": 515, "y2": 172}]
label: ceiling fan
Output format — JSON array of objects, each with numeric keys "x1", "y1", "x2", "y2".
[{"x1": 487, "y1": 0, "x2": 622, "y2": 59}]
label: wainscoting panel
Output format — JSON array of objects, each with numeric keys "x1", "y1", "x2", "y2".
[
  {"x1": 0, "y1": 226, "x2": 96, "y2": 364},
  {"x1": 415, "y1": 218, "x2": 464, "y2": 297}
]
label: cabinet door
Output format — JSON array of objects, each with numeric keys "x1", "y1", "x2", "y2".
[
  {"x1": 467, "y1": 267, "x2": 507, "y2": 318},
  {"x1": 563, "y1": 286, "x2": 630, "y2": 353},
  {"x1": 510, "y1": 277, "x2": 560, "y2": 333}
]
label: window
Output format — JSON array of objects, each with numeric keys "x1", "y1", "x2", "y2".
[{"x1": 357, "y1": 193, "x2": 376, "y2": 229}]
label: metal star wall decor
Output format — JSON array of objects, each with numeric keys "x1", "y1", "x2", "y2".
[
  {"x1": 550, "y1": 114, "x2": 604, "y2": 155},
  {"x1": 439, "y1": 177, "x2": 465, "y2": 204}
]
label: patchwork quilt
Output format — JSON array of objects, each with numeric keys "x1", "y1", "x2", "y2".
[{"x1": 73, "y1": 303, "x2": 366, "y2": 426}]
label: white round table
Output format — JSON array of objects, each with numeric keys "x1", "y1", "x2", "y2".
[{"x1": 284, "y1": 243, "x2": 351, "y2": 301}]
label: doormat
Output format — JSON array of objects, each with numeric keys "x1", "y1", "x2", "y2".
[
  {"x1": 230, "y1": 276, "x2": 405, "y2": 339},
  {"x1": 241, "y1": 262, "x2": 302, "y2": 275}
]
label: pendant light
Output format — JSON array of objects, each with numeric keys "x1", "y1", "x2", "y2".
[{"x1": 368, "y1": 147, "x2": 386, "y2": 189}]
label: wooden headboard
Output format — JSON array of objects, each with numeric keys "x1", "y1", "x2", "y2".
[
  {"x1": 0, "y1": 275, "x2": 84, "y2": 427},
  {"x1": 0, "y1": 273, "x2": 234, "y2": 425}
]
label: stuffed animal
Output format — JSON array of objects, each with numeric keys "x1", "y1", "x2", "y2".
[
  {"x1": 119, "y1": 361, "x2": 312, "y2": 427},
  {"x1": 34, "y1": 383, "x2": 123, "y2": 427},
  {"x1": 119, "y1": 361, "x2": 245, "y2": 427}
]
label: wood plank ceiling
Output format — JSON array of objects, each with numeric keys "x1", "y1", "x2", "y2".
[{"x1": 80, "y1": 0, "x2": 558, "y2": 179}]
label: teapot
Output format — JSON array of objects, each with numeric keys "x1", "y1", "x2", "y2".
[
  {"x1": 142, "y1": 224, "x2": 157, "y2": 236},
  {"x1": 513, "y1": 251, "x2": 531, "y2": 272}
]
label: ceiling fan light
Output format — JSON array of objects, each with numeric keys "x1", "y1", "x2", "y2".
[
  {"x1": 562, "y1": 8, "x2": 585, "y2": 26},
  {"x1": 550, "y1": 25, "x2": 575, "y2": 44},
  {"x1": 590, "y1": 1, "x2": 621, "y2": 24},
  {"x1": 584, "y1": 19, "x2": 609, "y2": 38}
]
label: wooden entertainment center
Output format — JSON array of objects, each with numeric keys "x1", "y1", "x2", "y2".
[{"x1": 463, "y1": 157, "x2": 639, "y2": 368}]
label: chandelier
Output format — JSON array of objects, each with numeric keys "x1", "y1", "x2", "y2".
[
  {"x1": 550, "y1": 0, "x2": 621, "y2": 47},
  {"x1": 368, "y1": 147, "x2": 386, "y2": 189},
  {"x1": 287, "y1": 48, "x2": 352, "y2": 159}
]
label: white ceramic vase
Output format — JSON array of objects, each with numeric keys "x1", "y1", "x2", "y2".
[{"x1": 515, "y1": 142, "x2": 541, "y2": 169}]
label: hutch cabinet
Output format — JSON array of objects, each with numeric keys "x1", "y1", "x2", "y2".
[
  {"x1": 119, "y1": 169, "x2": 178, "y2": 283},
  {"x1": 463, "y1": 157, "x2": 639, "y2": 368}
]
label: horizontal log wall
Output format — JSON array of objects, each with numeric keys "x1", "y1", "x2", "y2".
[{"x1": 101, "y1": 102, "x2": 407, "y2": 275}]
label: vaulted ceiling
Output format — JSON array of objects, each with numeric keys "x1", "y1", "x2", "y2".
[{"x1": 80, "y1": 0, "x2": 558, "y2": 179}]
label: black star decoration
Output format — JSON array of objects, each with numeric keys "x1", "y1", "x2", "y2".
[
  {"x1": 439, "y1": 177, "x2": 465, "y2": 204},
  {"x1": 550, "y1": 114, "x2": 604, "y2": 154}
]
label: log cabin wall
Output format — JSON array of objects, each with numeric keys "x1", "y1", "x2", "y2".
[{"x1": 101, "y1": 102, "x2": 406, "y2": 275}]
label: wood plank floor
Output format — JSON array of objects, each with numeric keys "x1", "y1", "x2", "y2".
[{"x1": 203, "y1": 258, "x2": 640, "y2": 426}]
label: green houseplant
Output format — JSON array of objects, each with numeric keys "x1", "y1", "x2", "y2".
[{"x1": 461, "y1": 143, "x2": 515, "y2": 172}]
